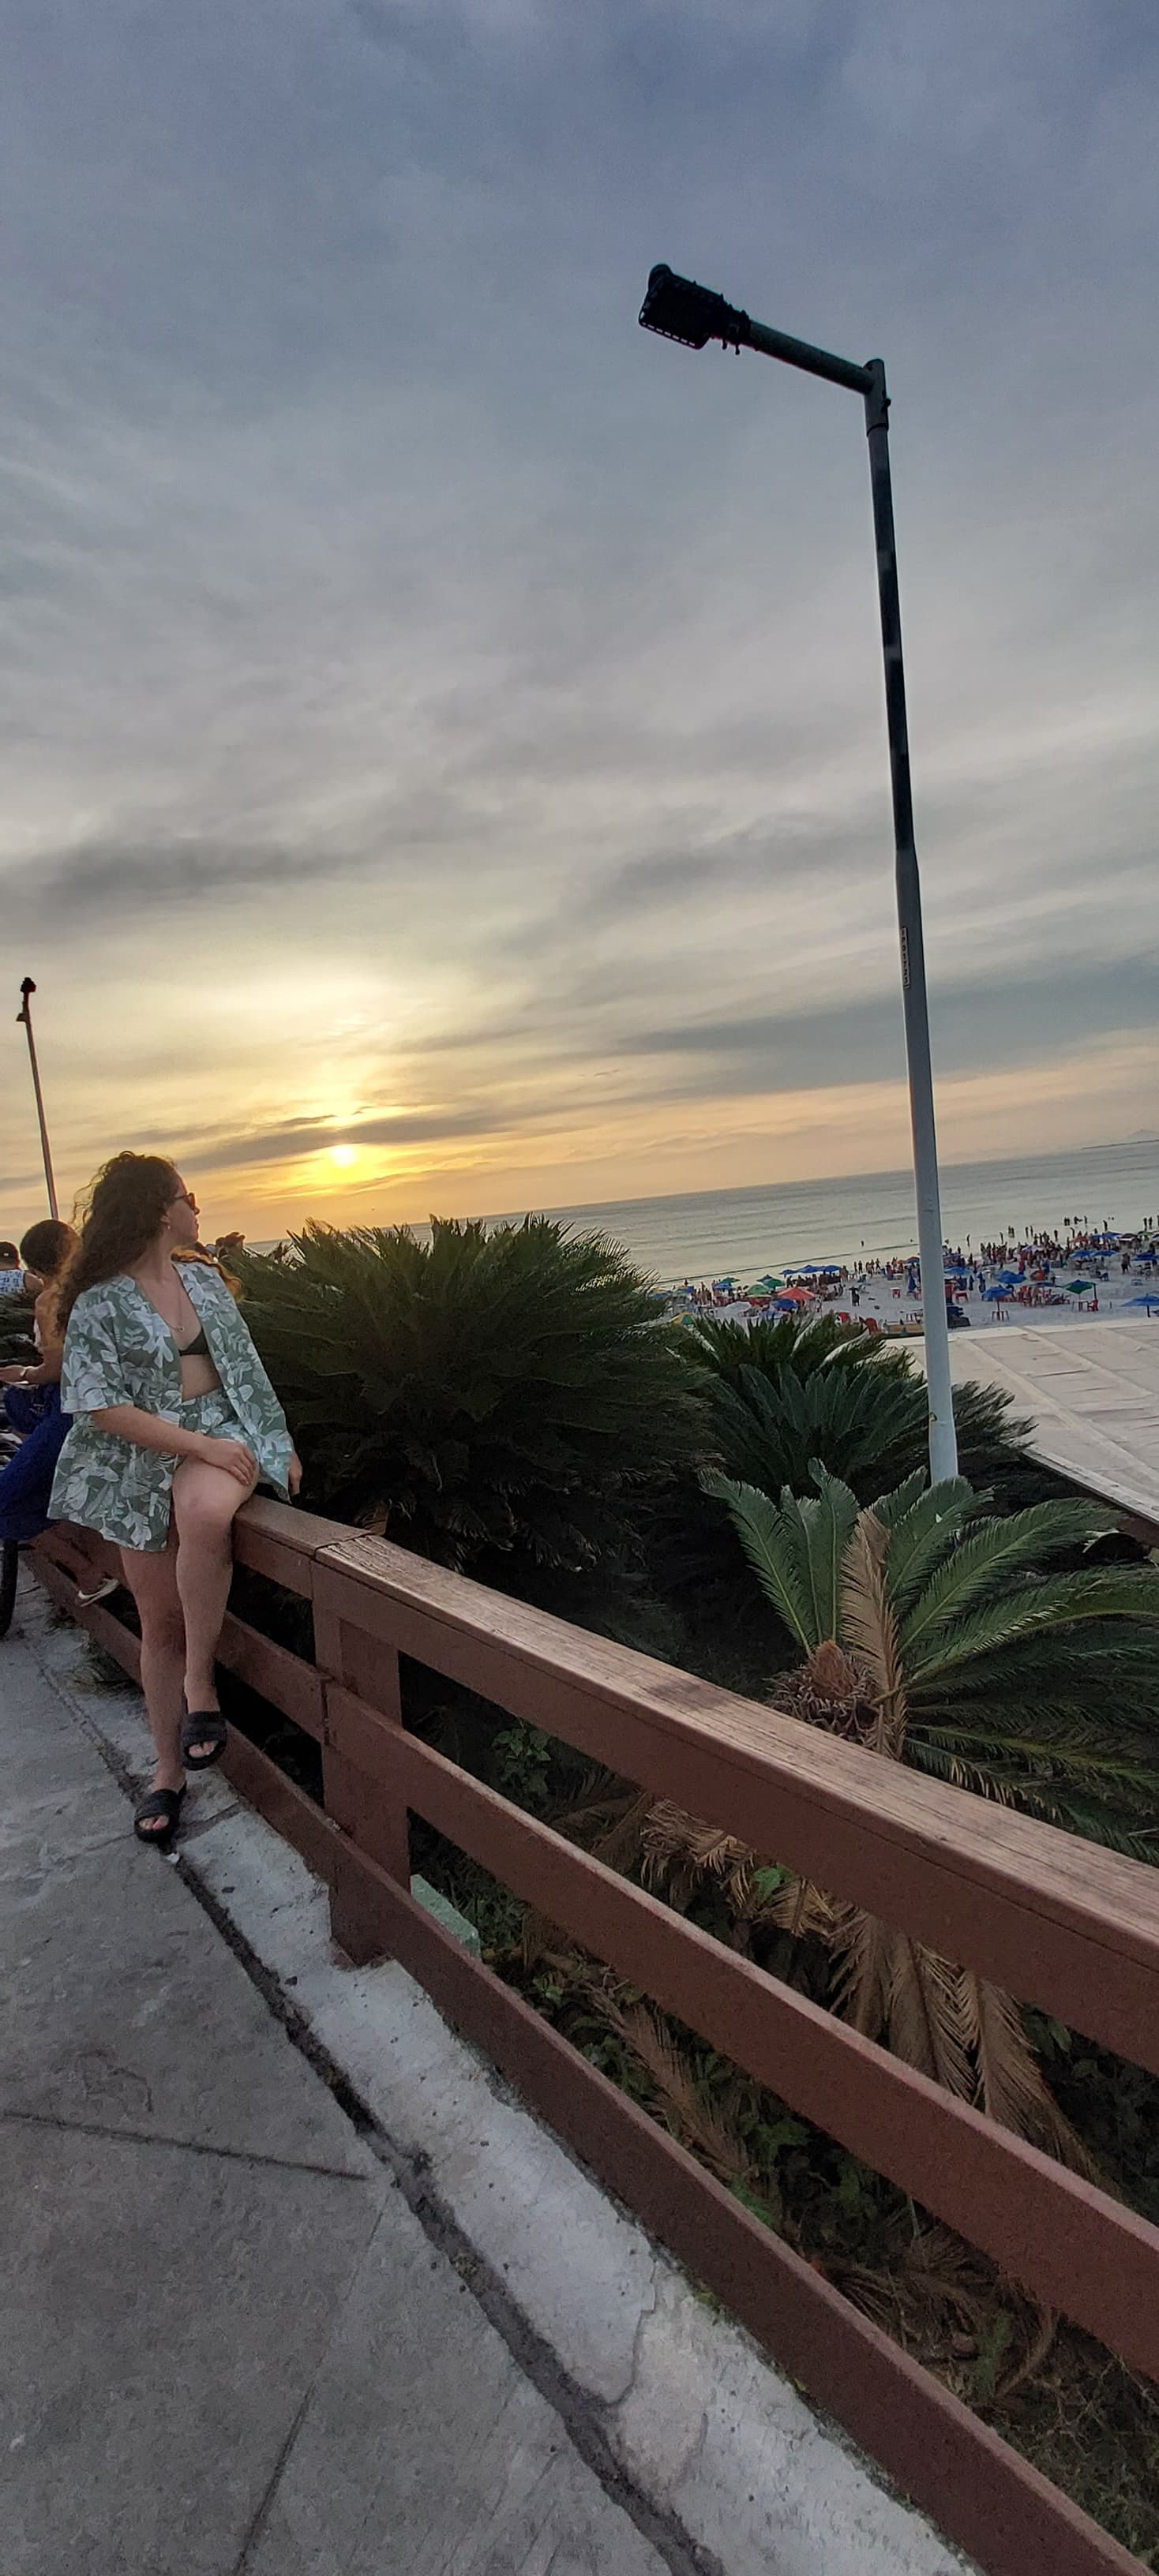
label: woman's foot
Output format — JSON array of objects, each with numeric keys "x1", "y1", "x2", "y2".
[
  {"x1": 181, "y1": 1691, "x2": 227, "y2": 1768},
  {"x1": 134, "y1": 1777, "x2": 186, "y2": 1846}
]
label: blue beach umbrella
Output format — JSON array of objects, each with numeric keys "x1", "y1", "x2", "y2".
[
  {"x1": 1126, "y1": 1294, "x2": 1159, "y2": 1312},
  {"x1": 982, "y1": 1285, "x2": 1009, "y2": 1300}
]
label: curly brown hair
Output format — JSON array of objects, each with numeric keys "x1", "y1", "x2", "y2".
[{"x1": 57, "y1": 1151, "x2": 182, "y2": 1332}]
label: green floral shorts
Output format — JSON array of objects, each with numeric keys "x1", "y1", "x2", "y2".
[{"x1": 176, "y1": 1388, "x2": 251, "y2": 1446}]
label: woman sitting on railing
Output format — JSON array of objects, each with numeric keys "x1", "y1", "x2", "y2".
[{"x1": 51, "y1": 1153, "x2": 302, "y2": 1848}]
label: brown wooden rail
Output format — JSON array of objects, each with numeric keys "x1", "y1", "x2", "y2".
[{"x1": 27, "y1": 1498, "x2": 1159, "y2": 2576}]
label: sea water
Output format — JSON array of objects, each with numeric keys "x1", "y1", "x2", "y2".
[{"x1": 486, "y1": 1137, "x2": 1159, "y2": 1288}]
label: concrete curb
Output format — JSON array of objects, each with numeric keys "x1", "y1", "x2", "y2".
[{"x1": 16, "y1": 1577, "x2": 973, "y2": 2576}]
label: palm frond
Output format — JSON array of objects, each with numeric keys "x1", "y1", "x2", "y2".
[
  {"x1": 871, "y1": 1474, "x2": 975, "y2": 1612},
  {"x1": 801, "y1": 1464, "x2": 862, "y2": 1642},
  {"x1": 760, "y1": 1870, "x2": 836, "y2": 1941},
  {"x1": 905, "y1": 1567, "x2": 1159, "y2": 1680},
  {"x1": 898, "y1": 1500, "x2": 1120, "y2": 1661},
  {"x1": 829, "y1": 1900, "x2": 893, "y2": 2038},
  {"x1": 883, "y1": 1937, "x2": 977, "y2": 2099},
  {"x1": 640, "y1": 1799, "x2": 759, "y2": 1911},
  {"x1": 591, "y1": 1990, "x2": 757, "y2": 2188},
  {"x1": 840, "y1": 1508, "x2": 908, "y2": 1751},
  {"x1": 700, "y1": 1473, "x2": 828, "y2": 1647},
  {"x1": 958, "y1": 1972, "x2": 1106, "y2": 2181}
]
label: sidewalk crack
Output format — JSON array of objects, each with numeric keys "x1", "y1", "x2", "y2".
[{"x1": 1, "y1": 2106, "x2": 373, "y2": 2185}]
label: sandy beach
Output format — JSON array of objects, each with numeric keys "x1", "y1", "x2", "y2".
[
  {"x1": 831, "y1": 1265, "x2": 1157, "y2": 1337},
  {"x1": 668, "y1": 1249, "x2": 1159, "y2": 1339}
]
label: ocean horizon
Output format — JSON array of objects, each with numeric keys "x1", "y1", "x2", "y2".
[{"x1": 255, "y1": 1136, "x2": 1159, "y2": 1288}]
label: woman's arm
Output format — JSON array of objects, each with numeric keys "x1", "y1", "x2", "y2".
[
  {"x1": 0, "y1": 1353, "x2": 59, "y2": 1388},
  {"x1": 6, "y1": 1285, "x2": 63, "y2": 1388},
  {"x1": 91, "y1": 1405, "x2": 256, "y2": 1485},
  {"x1": 196, "y1": 1272, "x2": 302, "y2": 1495}
]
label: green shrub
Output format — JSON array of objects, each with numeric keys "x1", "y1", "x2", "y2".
[{"x1": 234, "y1": 1217, "x2": 704, "y2": 1576}]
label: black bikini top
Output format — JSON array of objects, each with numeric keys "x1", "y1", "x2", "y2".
[{"x1": 177, "y1": 1324, "x2": 211, "y2": 1360}]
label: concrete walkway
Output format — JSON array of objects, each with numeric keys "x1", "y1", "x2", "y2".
[
  {"x1": 1, "y1": 1580, "x2": 970, "y2": 2576},
  {"x1": 935, "y1": 1318, "x2": 1159, "y2": 1525},
  {"x1": 0, "y1": 1617, "x2": 672, "y2": 2576}
]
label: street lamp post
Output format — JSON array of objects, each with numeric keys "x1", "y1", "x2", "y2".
[
  {"x1": 639, "y1": 264, "x2": 958, "y2": 1482},
  {"x1": 16, "y1": 978, "x2": 60, "y2": 1221}
]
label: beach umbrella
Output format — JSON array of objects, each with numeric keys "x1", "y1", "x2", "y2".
[
  {"x1": 1125, "y1": 1294, "x2": 1159, "y2": 1312},
  {"x1": 1063, "y1": 1279, "x2": 1095, "y2": 1295},
  {"x1": 775, "y1": 1287, "x2": 812, "y2": 1307},
  {"x1": 982, "y1": 1285, "x2": 1009, "y2": 1301},
  {"x1": 996, "y1": 1269, "x2": 1022, "y2": 1285}
]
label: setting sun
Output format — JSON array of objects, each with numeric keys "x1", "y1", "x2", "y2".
[{"x1": 328, "y1": 1144, "x2": 358, "y2": 1169}]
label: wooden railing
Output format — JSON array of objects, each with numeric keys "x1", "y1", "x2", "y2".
[{"x1": 29, "y1": 1500, "x2": 1159, "y2": 2576}]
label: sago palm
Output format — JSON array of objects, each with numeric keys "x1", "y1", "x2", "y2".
[
  {"x1": 643, "y1": 1468, "x2": 1159, "y2": 2166},
  {"x1": 689, "y1": 1309, "x2": 1036, "y2": 1506},
  {"x1": 710, "y1": 1467, "x2": 1159, "y2": 1852},
  {"x1": 232, "y1": 1216, "x2": 703, "y2": 1573}
]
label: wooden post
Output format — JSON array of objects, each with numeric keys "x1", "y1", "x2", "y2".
[{"x1": 313, "y1": 1563, "x2": 411, "y2": 1962}]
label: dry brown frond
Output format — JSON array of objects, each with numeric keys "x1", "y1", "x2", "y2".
[
  {"x1": 840, "y1": 1510, "x2": 908, "y2": 1754},
  {"x1": 885, "y1": 1939, "x2": 976, "y2": 2098},
  {"x1": 589, "y1": 1788, "x2": 652, "y2": 1875},
  {"x1": 835, "y1": 2221, "x2": 1051, "y2": 2393},
  {"x1": 959, "y1": 1971, "x2": 1108, "y2": 2184},
  {"x1": 761, "y1": 1871, "x2": 838, "y2": 1942},
  {"x1": 518, "y1": 1909, "x2": 556, "y2": 1968},
  {"x1": 832, "y1": 1910, "x2": 974, "y2": 2097},
  {"x1": 594, "y1": 1989, "x2": 756, "y2": 2190},
  {"x1": 641, "y1": 1801, "x2": 837, "y2": 1943},
  {"x1": 992, "y1": 2303, "x2": 1058, "y2": 2402},
  {"x1": 829, "y1": 1901, "x2": 894, "y2": 2039},
  {"x1": 641, "y1": 1801, "x2": 756, "y2": 1911},
  {"x1": 549, "y1": 1780, "x2": 649, "y2": 1874}
]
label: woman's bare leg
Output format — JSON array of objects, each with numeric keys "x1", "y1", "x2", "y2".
[
  {"x1": 118, "y1": 1534, "x2": 186, "y2": 1829},
  {"x1": 171, "y1": 1453, "x2": 257, "y2": 1753}
]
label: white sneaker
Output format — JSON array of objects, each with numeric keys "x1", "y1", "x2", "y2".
[{"x1": 76, "y1": 1574, "x2": 120, "y2": 1607}]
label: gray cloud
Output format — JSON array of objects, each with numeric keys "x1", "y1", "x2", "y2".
[
  {"x1": 623, "y1": 953, "x2": 1159, "y2": 1084},
  {"x1": 178, "y1": 1106, "x2": 504, "y2": 1174},
  {"x1": 2, "y1": 0, "x2": 1158, "y2": 1229}
]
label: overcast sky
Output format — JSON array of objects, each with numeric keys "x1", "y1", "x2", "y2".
[{"x1": 2, "y1": 0, "x2": 1157, "y2": 1241}]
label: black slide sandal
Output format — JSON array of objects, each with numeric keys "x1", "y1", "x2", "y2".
[
  {"x1": 133, "y1": 1787, "x2": 186, "y2": 1848},
  {"x1": 181, "y1": 1705, "x2": 227, "y2": 1769}
]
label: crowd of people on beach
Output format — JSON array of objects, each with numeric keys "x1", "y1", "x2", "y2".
[{"x1": 667, "y1": 1214, "x2": 1159, "y2": 1332}]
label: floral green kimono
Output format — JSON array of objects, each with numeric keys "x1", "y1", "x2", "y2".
[{"x1": 51, "y1": 1263, "x2": 294, "y2": 1552}]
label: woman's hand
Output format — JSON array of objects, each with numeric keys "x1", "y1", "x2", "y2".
[
  {"x1": 193, "y1": 1433, "x2": 257, "y2": 1487},
  {"x1": 287, "y1": 1448, "x2": 303, "y2": 1498},
  {"x1": 0, "y1": 1362, "x2": 30, "y2": 1386}
]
